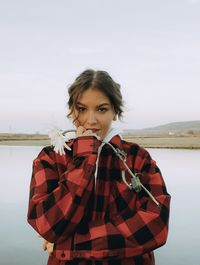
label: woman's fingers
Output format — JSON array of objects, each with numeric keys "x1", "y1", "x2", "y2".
[
  {"x1": 76, "y1": 126, "x2": 100, "y2": 139},
  {"x1": 76, "y1": 126, "x2": 86, "y2": 137},
  {"x1": 43, "y1": 240, "x2": 54, "y2": 256},
  {"x1": 46, "y1": 242, "x2": 54, "y2": 256},
  {"x1": 83, "y1": 130, "x2": 100, "y2": 139},
  {"x1": 42, "y1": 240, "x2": 48, "y2": 251}
]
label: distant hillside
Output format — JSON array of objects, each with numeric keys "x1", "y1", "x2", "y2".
[
  {"x1": 1, "y1": 120, "x2": 200, "y2": 139},
  {"x1": 123, "y1": 120, "x2": 200, "y2": 136}
]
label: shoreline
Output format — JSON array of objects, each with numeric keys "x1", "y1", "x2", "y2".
[
  {"x1": 0, "y1": 135, "x2": 200, "y2": 149},
  {"x1": 124, "y1": 136, "x2": 200, "y2": 149}
]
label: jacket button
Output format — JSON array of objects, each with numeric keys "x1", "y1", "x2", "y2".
[{"x1": 87, "y1": 168, "x2": 92, "y2": 173}]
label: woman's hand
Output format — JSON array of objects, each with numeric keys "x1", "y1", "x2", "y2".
[
  {"x1": 76, "y1": 126, "x2": 100, "y2": 139},
  {"x1": 43, "y1": 240, "x2": 54, "y2": 256}
]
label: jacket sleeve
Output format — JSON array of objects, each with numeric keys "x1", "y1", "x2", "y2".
[
  {"x1": 108, "y1": 149, "x2": 171, "y2": 255},
  {"x1": 27, "y1": 136, "x2": 101, "y2": 244},
  {"x1": 72, "y1": 149, "x2": 170, "y2": 259}
]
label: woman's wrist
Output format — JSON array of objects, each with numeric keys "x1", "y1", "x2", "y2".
[{"x1": 73, "y1": 136, "x2": 101, "y2": 159}]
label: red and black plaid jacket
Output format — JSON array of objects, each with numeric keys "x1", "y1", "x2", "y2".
[{"x1": 27, "y1": 134, "x2": 170, "y2": 265}]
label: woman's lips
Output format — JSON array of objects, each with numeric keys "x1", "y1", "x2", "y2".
[{"x1": 86, "y1": 128, "x2": 100, "y2": 133}]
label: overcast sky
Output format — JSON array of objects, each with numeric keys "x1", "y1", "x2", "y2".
[{"x1": 1, "y1": 0, "x2": 200, "y2": 133}]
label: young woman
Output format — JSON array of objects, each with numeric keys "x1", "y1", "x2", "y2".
[{"x1": 27, "y1": 69, "x2": 170, "y2": 265}]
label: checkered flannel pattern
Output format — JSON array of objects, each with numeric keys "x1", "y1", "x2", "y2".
[{"x1": 28, "y1": 135, "x2": 170, "y2": 265}]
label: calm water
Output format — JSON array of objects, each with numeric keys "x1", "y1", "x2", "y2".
[{"x1": 0, "y1": 146, "x2": 199, "y2": 265}]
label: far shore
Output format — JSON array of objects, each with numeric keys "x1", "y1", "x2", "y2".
[
  {"x1": 0, "y1": 133, "x2": 200, "y2": 149},
  {"x1": 124, "y1": 136, "x2": 200, "y2": 149}
]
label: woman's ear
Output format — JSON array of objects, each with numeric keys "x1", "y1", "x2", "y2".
[{"x1": 113, "y1": 115, "x2": 117, "y2": 121}]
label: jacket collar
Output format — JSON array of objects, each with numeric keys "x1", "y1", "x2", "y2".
[{"x1": 102, "y1": 127, "x2": 124, "y2": 150}]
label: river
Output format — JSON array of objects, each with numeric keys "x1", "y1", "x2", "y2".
[{"x1": 0, "y1": 146, "x2": 199, "y2": 265}]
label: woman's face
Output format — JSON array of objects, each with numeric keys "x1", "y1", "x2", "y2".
[{"x1": 72, "y1": 88, "x2": 116, "y2": 139}]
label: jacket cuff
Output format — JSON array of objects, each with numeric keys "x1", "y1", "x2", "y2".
[{"x1": 73, "y1": 136, "x2": 101, "y2": 158}]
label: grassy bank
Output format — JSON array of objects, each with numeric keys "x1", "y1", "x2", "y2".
[
  {"x1": 0, "y1": 133, "x2": 50, "y2": 146},
  {"x1": 0, "y1": 133, "x2": 200, "y2": 149},
  {"x1": 124, "y1": 136, "x2": 200, "y2": 149}
]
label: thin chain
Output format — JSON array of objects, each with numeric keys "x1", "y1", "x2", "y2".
[
  {"x1": 102, "y1": 141, "x2": 159, "y2": 206},
  {"x1": 62, "y1": 131, "x2": 159, "y2": 205}
]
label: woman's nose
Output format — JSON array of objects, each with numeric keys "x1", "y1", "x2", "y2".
[{"x1": 86, "y1": 111, "x2": 97, "y2": 125}]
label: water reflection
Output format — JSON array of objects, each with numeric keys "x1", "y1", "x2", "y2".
[
  {"x1": 0, "y1": 146, "x2": 47, "y2": 265},
  {"x1": 149, "y1": 149, "x2": 200, "y2": 264},
  {"x1": 0, "y1": 146, "x2": 199, "y2": 265}
]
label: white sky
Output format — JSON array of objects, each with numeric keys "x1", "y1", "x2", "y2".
[{"x1": 0, "y1": 0, "x2": 200, "y2": 133}]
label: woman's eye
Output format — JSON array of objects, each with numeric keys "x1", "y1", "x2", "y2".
[
  {"x1": 98, "y1": 108, "x2": 107, "y2": 112},
  {"x1": 77, "y1": 107, "x2": 85, "y2": 112}
]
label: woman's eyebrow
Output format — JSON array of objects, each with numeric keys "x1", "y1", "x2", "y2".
[
  {"x1": 76, "y1": 102, "x2": 86, "y2": 106},
  {"x1": 76, "y1": 102, "x2": 110, "y2": 107},
  {"x1": 98, "y1": 103, "x2": 110, "y2": 107}
]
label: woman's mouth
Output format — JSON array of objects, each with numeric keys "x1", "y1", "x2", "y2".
[{"x1": 86, "y1": 128, "x2": 100, "y2": 133}]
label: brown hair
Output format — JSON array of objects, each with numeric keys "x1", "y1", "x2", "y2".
[{"x1": 67, "y1": 69, "x2": 124, "y2": 120}]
